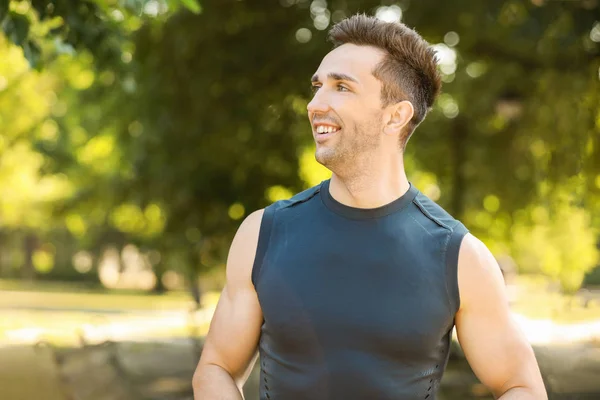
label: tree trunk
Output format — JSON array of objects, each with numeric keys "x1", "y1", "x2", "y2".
[
  {"x1": 451, "y1": 117, "x2": 467, "y2": 220},
  {"x1": 21, "y1": 233, "x2": 37, "y2": 281},
  {"x1": 117, "y1": 245, "x2": 125, "y2": 273},
  {"x1": 189, "y1": 273, "x2": 202, "y2": 309},
  {"x1": 188, "y1": 250, "x2": 203, "y2": 309},
  {"x1": 152, "y1": 260, "x2": 167, "y2": 294},
  {"x1": 0, "y1": 230, "x2": 6, "y2": 278}
]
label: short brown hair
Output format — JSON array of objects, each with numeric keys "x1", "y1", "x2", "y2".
[{"x1": 328, "y1": 14, "x2": 441, "y2": 148}]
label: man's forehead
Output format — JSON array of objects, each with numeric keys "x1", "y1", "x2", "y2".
[{"x1": 314, "y1": 44, "x2": 385, "y2": 79}]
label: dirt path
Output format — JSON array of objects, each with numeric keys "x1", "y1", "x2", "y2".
[
  {"x1": 2, "y1": 299, "x2": 600, "y2": 400},
  {"x1": 535, "y1": 343, "x2": 600, "y2": 395},
  {"x1": 0, "y1": 345, "x2": 65, "y2": 400}
]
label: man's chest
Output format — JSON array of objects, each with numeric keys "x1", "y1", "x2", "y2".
[{"x1": 255, "y1": 224, "x2": 453, "y2": 358}]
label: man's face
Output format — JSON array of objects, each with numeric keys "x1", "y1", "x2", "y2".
[{"x1": 308, "y1": 44, "x2": 387, "y2": 172}]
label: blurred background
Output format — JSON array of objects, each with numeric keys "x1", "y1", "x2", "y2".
[{"x1": 0, "y1": 0, "x2": 599, "y2": 399}]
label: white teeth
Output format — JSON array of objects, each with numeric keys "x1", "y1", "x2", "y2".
[{"x1": 316, "y1": 125, "x2": 339, "y2": 134}]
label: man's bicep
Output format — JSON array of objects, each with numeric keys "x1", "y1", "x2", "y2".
[
  {"x1": 200, "y1": 284, "x2": 262, "y2": 383},
  {"x1": 454, "y1": 234, "x2": 545, "y2": 398},
  {"x1": 455, "y1": 297, "x2": 534, "y2": 396},
  {"x1": 198, "y1": 210, "x2": 265, "y2": 384}
]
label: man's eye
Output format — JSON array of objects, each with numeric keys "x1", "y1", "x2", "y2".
[
  {"x1": 311, "y1": 85, "x2": 321, "y2": 93},
  {"x1": 337, "y1": 85, "x2": 349, "y2": 92}
]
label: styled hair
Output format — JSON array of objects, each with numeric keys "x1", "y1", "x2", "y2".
[{"x1": 328, "y1": 14, "x2": 441, "y2": 148}]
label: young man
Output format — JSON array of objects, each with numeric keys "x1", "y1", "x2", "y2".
[{"x1": 193, "y1": 14, "x2": 547, "y2": 400}]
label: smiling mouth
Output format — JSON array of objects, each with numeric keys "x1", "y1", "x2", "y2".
[{"x1": 315, "y1": 125, "x2": 341, "y2": 134}]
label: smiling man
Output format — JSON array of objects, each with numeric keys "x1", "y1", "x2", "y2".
[{"x1": 193, "y1": 14, "x2": 547, "y2": 400}]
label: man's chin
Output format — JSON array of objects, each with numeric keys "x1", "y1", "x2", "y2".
[{"x1": 315, "y1": 148, "x2": 336, "y2": 168}]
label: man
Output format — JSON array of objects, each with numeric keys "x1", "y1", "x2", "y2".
[{"x1": 193, "y1": 14, "x2": 547, "y2": 400}]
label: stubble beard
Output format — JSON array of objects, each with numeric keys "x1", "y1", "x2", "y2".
[{"x1": 315, "y1": 118, "x2": 382, "y2": 177}]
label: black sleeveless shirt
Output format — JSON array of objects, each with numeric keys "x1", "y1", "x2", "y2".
[{"x1": 252, "y1": 179, "x2": 468, "y2": 400}]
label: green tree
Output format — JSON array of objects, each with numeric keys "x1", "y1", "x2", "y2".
[{"x1": 1, "y1": 0, "x2": 599, "y2": 294}]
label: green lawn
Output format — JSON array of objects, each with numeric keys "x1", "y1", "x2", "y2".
[
  {"x1": 0, "y1": 280, "x2": 221, "y2": 346},
  {"x1": 2, "y1": 276, "x2": 600, "y2": 349},
  {"x1": 0, "y1": 282, "x2": 215, "y2": 400},
  {"x1": 0, "y1": 278, "x2": 599, "y2": 400},
  {"x1": 0, "y1": 279, "x2": 196, "y2": 310}
]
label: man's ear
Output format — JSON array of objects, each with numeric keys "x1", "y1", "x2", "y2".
[{"x1": 383, "y1": 100, "x2": 414, "y2": 136}]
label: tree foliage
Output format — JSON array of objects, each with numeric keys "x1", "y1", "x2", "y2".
[{"x1": 0, "y1": 0, "x2": 598, "y2": 292}]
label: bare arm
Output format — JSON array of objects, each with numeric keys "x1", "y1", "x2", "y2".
[
  {"x1": 455, "y1": 234, "x2": 547, "y2": 399},
  {"x1": 193, "y1": 210, "x2": 265, "y2": 399}
]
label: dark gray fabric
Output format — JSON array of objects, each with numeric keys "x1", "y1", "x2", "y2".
[{"x1": 252, "y1": 180, "x2": 468, "y2": 400}]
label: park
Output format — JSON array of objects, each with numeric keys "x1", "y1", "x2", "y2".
[{"x1": 1, "y1": 0, "x2": 600, "y2": 399}]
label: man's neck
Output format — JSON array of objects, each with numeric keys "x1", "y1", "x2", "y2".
[{"x1": 328, "y1": 162, "x2": 410, "y2": 209}]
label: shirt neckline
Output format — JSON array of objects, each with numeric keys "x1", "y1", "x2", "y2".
[{"x1": 319, "y1": 179, "x2": 419, "y2": 220}]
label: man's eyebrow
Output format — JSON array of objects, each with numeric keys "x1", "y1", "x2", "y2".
[{"x1": 311, "y1": 72, "x2": 359, "y2": 84}]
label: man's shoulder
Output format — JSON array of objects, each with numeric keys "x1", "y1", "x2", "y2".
[
  {"x1": 269, "y1": 181, "x2": 324, "y2": 212},
  {"x1": 412, "y1": 190, "x2": 465, "y2": 233}
]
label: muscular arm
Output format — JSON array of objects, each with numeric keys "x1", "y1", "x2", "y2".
[
  {"x1": 455, "y1": 234, "x2": 547, "y2": 399},
  {"x1": 192, "y1": 210, "x2": 265, "y2": 399}
]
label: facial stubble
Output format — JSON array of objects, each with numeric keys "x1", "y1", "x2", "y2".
[{"x1": 315, "y1": 113, "x2": 383, "y2": 176}]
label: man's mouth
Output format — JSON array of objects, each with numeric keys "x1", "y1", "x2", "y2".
[{"x1": 314, "y1": 123, "x2": 341, "y2": 135}]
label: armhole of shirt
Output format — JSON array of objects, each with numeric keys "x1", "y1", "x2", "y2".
[
  {"x1": 251, "y1": 204, "x2": 276, "y2": 289},
  {"x1": 445, "y1": 222, "x2": 469, "y2": 316}
]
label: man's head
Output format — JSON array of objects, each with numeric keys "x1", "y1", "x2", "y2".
[{"x1": 307, "y1": 14, "x2": 441, "y2": 173}]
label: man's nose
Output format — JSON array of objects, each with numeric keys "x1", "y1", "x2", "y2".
[{"x1": 307, "y1": 91, "x2": 331, "y2": 115}]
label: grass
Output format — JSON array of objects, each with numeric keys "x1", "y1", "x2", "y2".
[
  {"x1": 0, "y1": 280, "x2": 222, "y2": 346},
  {"x1": 0, "y1": 279, "x2": 195, "y2": 310},
  {"x1": 2, "y1": 275, "x2": 600, "y2": 349},
  {"x1": 0, "y1": 279, "x2": 221, "y2": 311},
  {"x1": 0, "y1": 277, "x2": 599, "y2": 400}
]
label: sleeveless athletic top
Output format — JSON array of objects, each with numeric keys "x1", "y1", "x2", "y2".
[{"x1": 252, "y1": 179, "x2": 469, "y2": 400}]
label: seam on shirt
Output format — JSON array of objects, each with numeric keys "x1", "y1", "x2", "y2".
[
  {"x1": 443, "y1": 220, "x2": 465, "y2": 316},
  {"x1": 408, "y1": 213, "x2": 436, "y2": 238},
  {"x1": 279, "y1": 186, "x2": 322, "y2": 210},
  {"x1": 255, "y1": 184, "x2": 321, "y2": 287},
  {"x1": 323, "y1": 194, "x2": 416, "y2": 221},
  {"x1": 412, "y1": 196, "x2": 457, "y2": 315},
  {"x1": 412, "y1": 196, "x2": 452, "y2": 230},
  {"x1": 440, "y1": 228, "x2": 455, "y2": 316}
]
